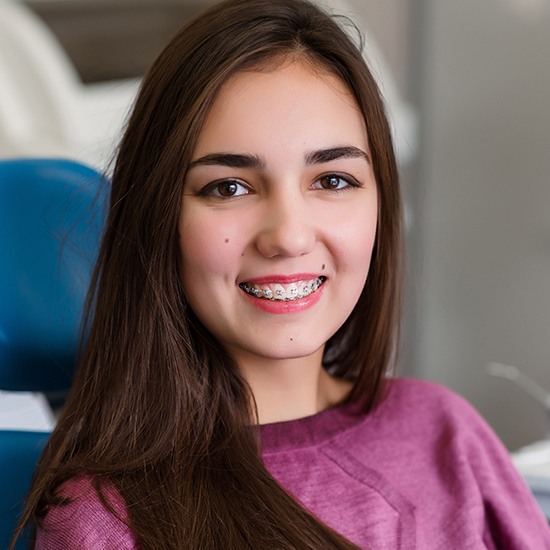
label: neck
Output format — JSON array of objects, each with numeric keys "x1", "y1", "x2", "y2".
[{"x1": 236, "y1": 349, "x2": 352, "y2": 424}]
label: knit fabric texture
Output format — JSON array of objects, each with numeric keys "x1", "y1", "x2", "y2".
[{"x1": 36, "y1": 378, "x2": 550, "y2": 549}]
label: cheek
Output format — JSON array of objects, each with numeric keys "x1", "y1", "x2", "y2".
[
  {"x1": 339, "y1": 221, "x2": 377, "y2": 311},
  {"x1": 331, "y1": 206, "x2": 378, "y2": 271},
  {"x1": 178, "y1": 214, "x2": 241, "y2": 285}
]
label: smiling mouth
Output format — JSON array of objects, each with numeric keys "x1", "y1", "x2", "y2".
[{"x1": 239, "y1": 276, "x2": 326, "y2": 302}]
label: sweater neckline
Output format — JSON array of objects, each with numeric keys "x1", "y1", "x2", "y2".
[{"x1": 259, "y1": 399, "x2": 366, "y2": 454}]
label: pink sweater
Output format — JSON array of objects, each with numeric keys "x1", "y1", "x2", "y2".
[{"x1": 36, "y1": 379, "x2": 550, "y2": 549}]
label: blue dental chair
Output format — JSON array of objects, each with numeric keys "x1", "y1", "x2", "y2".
[{"x1": 0, "y1": 158, "x2": 106, "y2": 549}]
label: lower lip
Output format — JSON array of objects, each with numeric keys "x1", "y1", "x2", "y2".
[{"x1": 240, "y1": 282, "x2": 325, "y2": 314}]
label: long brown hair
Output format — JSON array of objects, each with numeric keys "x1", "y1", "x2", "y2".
[{"x1": 14, "y1": 0, "x2": 402, "y2": 547}]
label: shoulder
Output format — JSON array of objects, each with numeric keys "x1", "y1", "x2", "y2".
[
  {"x1": 383, "y1": 376, "x2": 469, "y2": 406},
  {"x1": 378, "y1": 376, "x2": 483, "y2": 427},
  {"x1": 378, "y1": 378, "x2": 550, "y2": 545},
  {"x1": 36, "y1": 475, "x2": 139, "y2": 550},
  {"x1": 368, "y1": 378, "x2": 534, "y2": 498},
  {"x1": 356, "y1": 376, "x2": 511, "y2": 465}
]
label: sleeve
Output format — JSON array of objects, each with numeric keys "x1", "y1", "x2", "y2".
[
  {"x1": 452, "y1": 389, "x2": 550, "y2": 549},
  {"x1": 35, "y1": 476, "x2": 139, "y2": 550}
]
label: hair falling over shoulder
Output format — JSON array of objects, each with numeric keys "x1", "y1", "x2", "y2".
[{"x1": 13, "y1": 0, "x2": 402, "y2": 548}]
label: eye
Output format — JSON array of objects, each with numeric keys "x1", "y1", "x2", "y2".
[
  {"x1": 312, "y1": 173, "x2": 359, "y2": 191},
  {"x1": 199, "y1": 179, "x2": 250, "y2": 198}
]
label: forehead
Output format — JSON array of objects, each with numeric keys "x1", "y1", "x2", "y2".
[{"x1": 192, "y1": 59, "x2": 368, "y2": 159}]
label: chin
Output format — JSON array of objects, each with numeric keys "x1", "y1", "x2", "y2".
[{"x1": 241, "y1": 340, "x2": 326, "y2": 363}]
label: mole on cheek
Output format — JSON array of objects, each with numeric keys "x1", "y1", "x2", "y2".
[
  {"x1": 224, "y1": 238, "x2": 229, "y2": 243},
  {"x1": 322, "y1": 264, "x2": 326, "y2": 271}
]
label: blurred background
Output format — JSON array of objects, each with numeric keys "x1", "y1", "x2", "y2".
[
  {"x1": 344, "y1": 0, "x2": 550, "y2": 453},
  {"x1": 1, "y1": 0, "x2": 549, "y2": 451}
]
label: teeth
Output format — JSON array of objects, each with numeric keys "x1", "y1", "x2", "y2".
[
  {"x1": 273, "y1": 284, "x2": 285, "y2": 300},
  {"x1": 240, "y1": 277, "x2": 326, "y2": 301}
]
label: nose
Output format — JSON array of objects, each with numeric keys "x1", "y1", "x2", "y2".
[{"x1": 254, "y1": 193, "x2": 316, "y2": 258}]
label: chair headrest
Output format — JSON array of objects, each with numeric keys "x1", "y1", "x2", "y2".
[{"x1": 0, "y1": 158, "x2": 107, "y2": 392}]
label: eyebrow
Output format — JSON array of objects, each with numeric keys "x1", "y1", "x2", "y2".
[
  {"x1": 188, "y1": 146, "x2": 370, "y2": 170},
  {"x1": 188, "y1": 153, "x2": 265, "y2": 170},
  {"x1": 304, "y1": 146, "x2": 370, "y2": 165}
]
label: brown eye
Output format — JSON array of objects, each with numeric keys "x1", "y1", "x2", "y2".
[
  {"x1": 199, "y1": 179, "x2": 250, "y2": 198},
  {"x1": 218, "y1": 181, "x2": 239, "y2": 196},
  {"x1": 314, "y1": 174, "x2": 356, "y2": 191},
  {"x1": 319, "y1": 175, "x2": 342, "y2": 189}
]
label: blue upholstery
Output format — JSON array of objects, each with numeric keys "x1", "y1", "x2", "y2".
[
  {"x1": 0, "y1": 430, "x2": 50, "y2": 549},
  {"x1": 0, "y1": 158, "x2": 106, "y2": 392},
  {"x1": 0, "y1": 158, "x2": 105, "y2": 547}
]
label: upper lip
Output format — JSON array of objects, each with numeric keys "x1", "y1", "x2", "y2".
[{"x1": 240, "y1": 273, "x2": 324, "y2": 285}]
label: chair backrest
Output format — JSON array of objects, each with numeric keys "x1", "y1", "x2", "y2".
[
  {"x1": 0, "y1": 430, "x2": 50, "y2": 550},
  {"x1": 0, "y1": 158, "x2": 107, "y2": 392}
]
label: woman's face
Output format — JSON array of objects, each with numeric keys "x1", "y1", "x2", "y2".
[{"x1": 179, "y1": 60, "x2": 377, "y2": 368}]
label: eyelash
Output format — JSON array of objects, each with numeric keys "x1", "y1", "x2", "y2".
[
  {"x1": 311, "y1": 173, "x2": 361, "y2": 192},
  {"x1": 197, "y1": 173, "x2": 361, "y2": 199},
  {"x1": 197, "y1": 179, "x2": 250, "y2": 198}
]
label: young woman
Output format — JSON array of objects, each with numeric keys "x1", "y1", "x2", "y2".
[{"x1": 15, "y1": 0, "x2": 550, "y2": 548}]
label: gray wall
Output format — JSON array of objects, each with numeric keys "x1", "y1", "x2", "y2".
[
  {"x1": 415, "y1": 1, "x2": 550, "y2": 450},
  {"x1": 350, "y1": 0, "x2": 550, "y2": 450}
]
